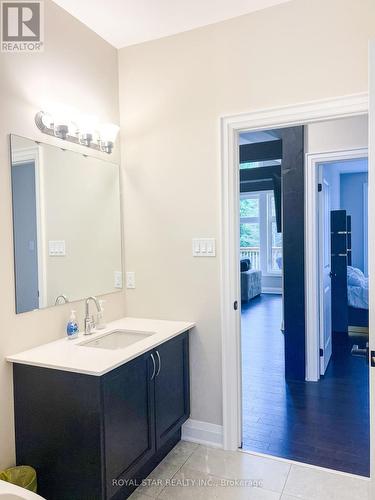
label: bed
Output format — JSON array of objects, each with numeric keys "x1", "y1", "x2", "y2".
[
  {"x1": 347, "y1": 266, "x2": 369, "y2": 331},
  {"x1": 331, "y1": 210, "x2": 368, "y2": 335}
]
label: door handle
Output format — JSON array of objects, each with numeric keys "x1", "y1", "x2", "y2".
[
  {"x1": 150, "y1": 353, "x2": 156, "y2": 380},
  {"x1": 371, "y1": 351, "x2": 375, "y2": 368},
  {"x1": 155, "y1": 350, "x2": 161, "y2": 377},
  {"x1": 329, "y1": 271, "x2": 335, "y2": 278}
]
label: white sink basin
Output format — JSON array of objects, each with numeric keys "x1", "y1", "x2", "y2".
[
  {"x1": 78, "y1": 330, "x2": 154, "y2": 350},
  {"x1": 0, "y1": 479, "x2": 45, "y2": 499}
]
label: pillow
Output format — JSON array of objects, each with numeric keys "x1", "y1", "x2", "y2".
[
  {"x1": 240, "y1": 258, "x2": 251, "y2": 272},
  {"x1": 347, "y1": 266, "x2": 365, "y2": 287}
]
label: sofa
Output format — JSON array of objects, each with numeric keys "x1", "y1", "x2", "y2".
[{"x1": 241, "y1": 258, "x2": 262, "y2": 302}]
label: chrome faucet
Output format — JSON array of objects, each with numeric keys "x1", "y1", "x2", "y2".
[
  {"x1": 55, "y1": 294, "x2": 68, "y2": 305},
  {"x1": 84, "y1": 296, "x2": 102, "y2": 335}
]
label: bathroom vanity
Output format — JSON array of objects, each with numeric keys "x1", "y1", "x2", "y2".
[
  {"x1": 8, "y1": 318, "x2": 194, "y2": 500},
  {"x1": 7, "y1": 136, "x2": 194, "y2": 499}
]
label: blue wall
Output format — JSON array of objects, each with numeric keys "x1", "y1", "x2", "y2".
[{"x1": 340, "y1": 172, "x2": 368, "y2": 273}]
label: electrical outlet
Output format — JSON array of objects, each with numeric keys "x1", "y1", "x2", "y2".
[{"x1": 126, "y1": 271, "x2": 136, "y2": 289}]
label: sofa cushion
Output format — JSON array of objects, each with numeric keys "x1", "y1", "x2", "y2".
[
  {"x1": 241, "y1": 269, "x2": 262, "y2": 302},
  {"x1": 240, "y1": 258, "x2": 251, "y2": 272}
]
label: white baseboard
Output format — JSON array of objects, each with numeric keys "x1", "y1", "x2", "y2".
[
  {"x1": 262, "y1": 287, "x2": 282, "y2": 294},
  {"x1": 182, "y1": 419, "x2": 223, "y2": 448}
]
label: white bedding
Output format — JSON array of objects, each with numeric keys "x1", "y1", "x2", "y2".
[{"x1": 347, "y1": 266, "x2": 368, "y2": 310}]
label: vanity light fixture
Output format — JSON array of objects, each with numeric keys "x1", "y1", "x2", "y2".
[{"x1": 35, "y1": 110, "x2": 119, "y2": 154}]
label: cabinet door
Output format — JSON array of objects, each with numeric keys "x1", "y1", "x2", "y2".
[
  {"x1": 103, "y1": 352, "x2": 156, "y2": 499},
  {"x1": 154, "y1": 332, "x2": 190, "y2": 449}
]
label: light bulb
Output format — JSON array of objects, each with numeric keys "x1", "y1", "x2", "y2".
[
  {"x1": 77, "y1": 114, "x2": 99, "y2": 145},
  {"x1": 48, "y1": 103, "x2": 76, "y2": 140},
  {"x1": 77, "y1": 114, "x2": 98, "y2": 135},
  {"x1": 99, "y1": 123, "x2": 120, "y2": 143}
]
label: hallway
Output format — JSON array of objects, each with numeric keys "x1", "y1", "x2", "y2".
[{"x1": 241, "y1": 294, "x2": 369, "y2": 476}]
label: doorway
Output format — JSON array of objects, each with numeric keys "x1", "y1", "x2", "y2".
[
  {"x1": 239, "y1": 126, "x2": 370, "y2": 475},
  {"x1": 239, "y1": 126, "x2": 305, "y2": 380},
  {"x1": 11, "y1": 161, "x2": 40, "y2": 313},
  {"x1": 318, "y1": 156, "x2": 369, "y2": 372}
]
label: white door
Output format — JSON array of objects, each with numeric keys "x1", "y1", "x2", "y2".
[
  {"x1": 318, "y1": 166, "x2": 332, "y2": 375},
  {"x1": 369, "y1": 39, "x2": 375, "y2": 496}
]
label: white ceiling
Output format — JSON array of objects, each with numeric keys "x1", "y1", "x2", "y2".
[{"x1": 52, "y1": 0, "x2": 292, "y2": 49}]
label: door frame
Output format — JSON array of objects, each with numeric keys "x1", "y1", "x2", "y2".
[
  {"x1": 220, "y1": 92, "x2": 368, "y2": 451},
  {"x1": 369, "y1": 39, "x2": 374, "y2": 493},
  {"x1": 305, "y1": 148, "x2": 368, "y2": 382},
  {"x1": 318, "y1": 165, "x2": 332, "y2": 376},
  {"x1": 364, "y1": 182, "x2": 368, "y2": 276},
  {"x1": 12, "y1": 144, "x2": 47, "y2": 309}
]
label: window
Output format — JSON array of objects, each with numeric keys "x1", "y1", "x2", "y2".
[
  {"x1": 240, "y1": 197, "x2": 259, "y2": 217},
  {"x1": 240, "y1": 195, "x2": 260, "y2": 269},
  {"x1": 240, "y1": 191, "x2": 282, "y2": 275},
  {"x1": 267, "y1": 194, "x2": 282, "y2": 273},
  {"x1": 240, "y1": 223, "x2": 260, "y2": 248}
]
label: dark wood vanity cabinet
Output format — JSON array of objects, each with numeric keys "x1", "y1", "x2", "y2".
[
  {"x1": 13, "y1": 331, "x2": 190, "y2": 500},
  {"x1": 103, "y1": 352, "x2": 156, "y2": 499},
  {"x1": 154, "y1": 333, "x2": 190, "y2": 450}
]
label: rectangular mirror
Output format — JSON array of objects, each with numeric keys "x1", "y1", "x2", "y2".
[{"x1": 10, "y1": 134, "x2": 123, "y2": 314}]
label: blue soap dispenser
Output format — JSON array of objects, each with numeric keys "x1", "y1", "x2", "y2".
[{"x1": 66, "y1": 310, "x2": 79, "y2": 339}]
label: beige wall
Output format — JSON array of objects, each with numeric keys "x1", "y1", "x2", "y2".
[
  {"x1": 0, "y1": 0, "x2": 124, "y2": 468},
  {"x1": 118, "y1": 0, "x2": 375, "y2": 427}
]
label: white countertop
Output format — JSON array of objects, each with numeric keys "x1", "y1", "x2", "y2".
[{"x1": 6, "y1": 317, "x2": 195, "y2": 376}]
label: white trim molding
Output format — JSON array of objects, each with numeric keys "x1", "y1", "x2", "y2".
[
  {"x1": 364, "y1": 182, "x2": 368, "y2": 276},
  {"x1": 305, "y1": 148, "x2": 368, "y2": 382},
  {"x1": 182, "y1": 419, "x2": 223, "y2": 448},
  {"x1": 367, "y1": 39, "x2": 375, "y2": 493},
  {"x1": 220, "y1": 92, "x2": 368, "y2": 451}
]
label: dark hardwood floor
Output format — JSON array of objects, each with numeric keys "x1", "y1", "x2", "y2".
[{"x1": 241, "y1": 294, "x2": 370, "y2": 476}]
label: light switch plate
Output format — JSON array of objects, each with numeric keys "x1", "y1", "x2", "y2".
[
  {"x1": 49, "y1": 240, "x2": 66, "y2": 256},
  {"x1": 114, "y1": 271, "x2": 123, "y2": 288},
  {"x1": 192, "y1": 238, "x2": 216, "y2": 257},
  {"x1": 126, "y1": 271, "x2": 136, "y2": 289}
]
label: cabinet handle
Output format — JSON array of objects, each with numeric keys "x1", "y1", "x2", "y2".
[
  {"x1": 150, "y1": 353, "x2": 156, "y2": 380},
  {"x1": 156, "y1": 351, "x2": 161, "y2": 377}
]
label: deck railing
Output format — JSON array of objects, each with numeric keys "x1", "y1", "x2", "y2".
[
  {"x1": 240, "y1": 246, "x2": 282, "y2": 271},
  {"x1": 240, "y1": 247, "x2": 260, "y2": 269}
]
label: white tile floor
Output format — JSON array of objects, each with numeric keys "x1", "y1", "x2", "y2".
[{"x1": 129, "y1": 441, "x2": 370, "y2": 500}]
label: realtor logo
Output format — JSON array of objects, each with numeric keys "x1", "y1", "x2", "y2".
[{"x1": 1, "y1": 1, "x2": 44, "y2": 52}]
